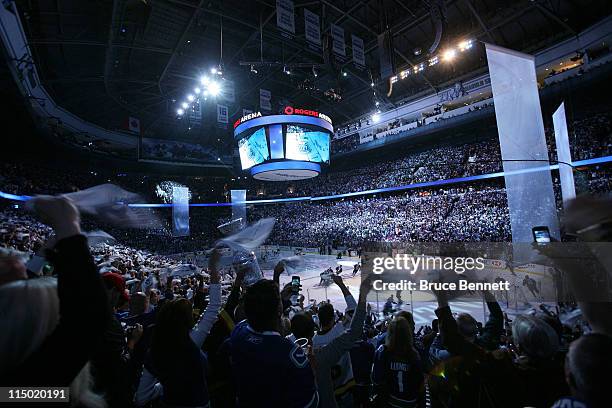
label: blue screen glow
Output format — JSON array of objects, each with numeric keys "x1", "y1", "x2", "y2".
[
  {"x1": 238, "y1": 128, "x2": 269, "y2": 170},
  {"x1": 285, "y1": 125, "x2": 330, "y2": 163}
]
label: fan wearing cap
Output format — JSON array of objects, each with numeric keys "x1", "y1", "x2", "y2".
[{"x1": 90, "y1": 271, "x2": 143, "y2": 407}]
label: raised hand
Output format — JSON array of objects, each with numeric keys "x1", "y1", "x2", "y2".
[
  {"x1": 273, "y1": 262, "x2": 285, "y2": 278},
  {"x1": 358, "y1": 273, "x2": 375, "y2": 301},
  {"x1": 331, "y1": 274, "x2": 344, "y2": 287},
  {"x1": 208, "y1": 248, "x2": 221, "y2": 284},
  {"x1": 32, "y1": 195, "x2": 81, "y2": 240}
]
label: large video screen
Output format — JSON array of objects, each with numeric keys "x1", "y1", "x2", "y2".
[
  {"x1": 238, "y1": 128, "x2": 269, "y2": 170},
  {"x1": 285, "y1": 125, "x2": 330, "y2": 163}
]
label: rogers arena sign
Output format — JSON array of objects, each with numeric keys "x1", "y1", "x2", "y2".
[
  {"x1": 233, "y1": 107, "x2": 332, "y2": 129},
  {"x1": 233, "y1": 111, "x2": 262, "y2": 129},
  {"x1": 283, "y1": 106, "x2": 332, "y2": 124}
]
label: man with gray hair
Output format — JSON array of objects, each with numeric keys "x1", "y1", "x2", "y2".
[{"x1": 551, "y1": 333, "x2": 612, "y2": 408}]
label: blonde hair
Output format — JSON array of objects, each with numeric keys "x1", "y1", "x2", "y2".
[
  {"x1": 0, "y1": 278, "x2": 106, "y2": 408},
  {"x1": 386, "y1": 316, "x2": 418, "y2": 362}
]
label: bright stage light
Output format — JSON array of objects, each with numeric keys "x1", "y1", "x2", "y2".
[
  {"x1": 211, "y1": 67, "x2": 217, "y2": 74},
  {"x1": 458, "y1": 39, "x2": 473, "y2": 51},
  {"x1": 207, "y1": 81, "x2": 221, "y2": 96},
  {"x1": 442, "y1": 49, "x2": 457, "y2": 62},
  {"x1": 200, "y1": 76, "x2": 210, "y2": 85},
  {"x1": 372, "y1": 112, "x2": 381, "y2": 123},
  {"x1": 194, "y1": 87, "x2": 201, "y2": 94},
  {"x1": 342, "y1": 71, "x2": 348, "y2": 77},
  {"x1": 181, "y1": 102, "x2": 189, "y2": 109},
  {"x1": 187, "y1": 94, "x2": 195, "y2": 102},
  {"x1": 177, "y1": 108, "x2": 184, "y2": 115}
]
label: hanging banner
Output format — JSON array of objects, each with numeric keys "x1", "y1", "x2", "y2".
[
  {"x1": 172, "y1": 186, "x2": 190, "y2": 237},
  {"x1": 485, "y1": 43, "x2": 559, "y2": 245},
  {"x1": 352, "y1": 34, "x2": 365, "y2": 67},
  {"x1": 188, "y1": 102, "x2": 202, "y2": 125},
  {"x1": 217, "y1": 104, "x2": 228, "y2": 124},
  {"x1": 222, "y1": 79, "x2": 235, "y2": 103},
  {"x1": 260, "y1": 89, "x2": 272, "y2": 111},
  {"x1": 553, "y1": 102, "x2": 576, "y2": 208},
  {"x1": 242, "y1": 108, "x2": 254, "y2": 117},
  {"x1": 304, "y1": 9, "x2": 321, "y2": 47},
  {"x1": 276, "y1": 0, "x2": 295, "y2": 34},
  {"x1": 378, "y1": 32, "x2": 394, "y2": 79},
  {"x1": 330, "y1": 24, "x2": 346, "y2": 57}
]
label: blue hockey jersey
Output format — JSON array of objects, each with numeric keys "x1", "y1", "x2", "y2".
[
  {"x1": 229, "y1": 320, "x2": 319, "y2": 408},
  {"x1": 372, "y1": 345, "x2": 425, "y2": 407}
]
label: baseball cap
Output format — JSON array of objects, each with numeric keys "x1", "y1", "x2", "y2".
[{"x1": 102, "y1": 272, "x2": 130, "y2": 301}]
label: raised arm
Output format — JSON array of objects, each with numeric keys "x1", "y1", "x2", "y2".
[
  {"x1": 190, "y1": 249, "x2": 222, "y2": 348},
  {"x1": 273, "y1": 261, "x2": 284, "y2": 288},
  {"x1": 315, "y1": 275, "x2": 373, "y2": 366},
  {"x1": 433, "y1": 290, "x2": 485, "y2": 359},
  {"x1": 332, "y1": 274, "x2": 357, "y2": 313},
  {"x1": 535, "y1": 197, "x2": 612, "y2": 336},
  {"x1": 477, "y1": 291, "x2": 503, "y2": 350},
  {"x1": 8, "y1": 196, "x2": 109, "y2": 386}
]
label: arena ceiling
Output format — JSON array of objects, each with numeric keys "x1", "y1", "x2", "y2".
[{"x1": 14, "y1": 0, "x2": 611, "y2": 140}]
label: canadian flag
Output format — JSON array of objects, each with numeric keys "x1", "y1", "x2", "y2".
[{"x1": 127, "y1": 116, "x2": 140, "y2": 134}]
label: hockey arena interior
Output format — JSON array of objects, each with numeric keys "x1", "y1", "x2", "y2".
[{"x1": 1, "y1": 1, "x2": 612, "y2": 407}]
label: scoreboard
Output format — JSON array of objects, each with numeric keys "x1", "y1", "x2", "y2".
[{"x1": 233, "y1": 106, "x2": 333, "y2": 181}]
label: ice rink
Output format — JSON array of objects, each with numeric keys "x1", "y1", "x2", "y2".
[{"x1": 259, "y1": 251, "x2": 502, "y2": 326}]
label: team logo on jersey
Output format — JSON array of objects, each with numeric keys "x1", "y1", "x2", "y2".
[
  {"x1": 246, "y1": 334, "x2": 263, "y2": 345},
  {"x1": 289, "y1": 345, "x2": 309, "y2": 368}
]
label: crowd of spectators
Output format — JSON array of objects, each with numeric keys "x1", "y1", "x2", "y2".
[
  {"x1": 250, "y1": 140, "x2": 504, "y2": 200},
  {"x1": 331, "y1": 100, "x2": 495, "y2": 155},
  {"x1": 141, "y1": 139, "x2": 222, "y2": 164},
  {"x1": 332, "y1": 133, "x2": 361, "y2": 154},
  {"x1": 0, "y1": 194, "x2": 610, "y2": 408},
  {"x1": 569, "y1": 113, "x2": 612, "y2": 161},
  {"x1": 249, "y1": 185, "x2": 511, "y2": 247}
]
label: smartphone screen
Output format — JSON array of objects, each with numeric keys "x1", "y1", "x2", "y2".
[
  {"x1": 532, "y1": 226, "x2": 551, "y2": 243},
  {"x1": 291, "y1": 275, "x2": 300, "y2": 294}
]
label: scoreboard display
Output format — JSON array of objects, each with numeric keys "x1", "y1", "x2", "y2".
[{"x1": 233, "y1": 107, "x2": 333, "y2": 181}]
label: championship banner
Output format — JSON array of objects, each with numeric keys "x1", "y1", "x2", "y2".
[
  {"x1": 217, "y1": 104, "x2": 228, "y2": 124},
  {"x1": 276, "y1": 0, "x2": 295, "y2": 34},
  {"x1": 242, "y1": 108, "x2": 254, "y2": 117},
  {"x1": 352, "y1": 34, "x2": 365, "y2": 67},
  {"x1": 304, "y1": 9, "x2": 321, "y2": 47},
  {"x1": 222, "y1": 79, "x2": 235, "y2": 103},
  {"x1": 331, "y1": 24, "x2": 346, "y2": 57},
  {"x1": 187, "y1": 102, "x2": 202, "y2": 125},
  {"x1": 259, "y1": 89, "x2": 272, "y2": 111},
  {"x1": 553, "y1": 102, "x2": 576, "y2": 207}
]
